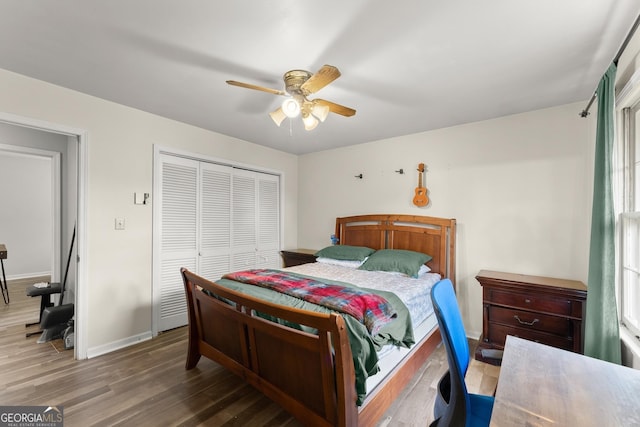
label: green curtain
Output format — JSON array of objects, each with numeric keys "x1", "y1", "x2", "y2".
[{"x1": 584, "y1": 63, "x2": 621, "y2": 364}]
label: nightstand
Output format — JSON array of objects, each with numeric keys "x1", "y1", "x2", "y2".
[
  {"x1": 281, "y1": 249, "x2": 318, "y2": 267},
  {"x1": 475, "y1": 270, "x2": 587, "y2": 365}
]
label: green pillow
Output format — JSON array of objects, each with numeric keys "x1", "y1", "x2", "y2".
[
  {"x1": 314, "y1": 245, "x2": 376, "y2": 261},
  {"x1": 358, "y1": 249, "x2": 432, "y2": 277}
]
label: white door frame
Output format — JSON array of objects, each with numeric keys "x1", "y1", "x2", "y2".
[{"x1": 0, "y1": 112, "x2": 88, "y2": 360}]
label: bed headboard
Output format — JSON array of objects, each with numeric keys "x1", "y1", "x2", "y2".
[{"x1": 335, "y1": 214, "x2": 456, "y2": 283}]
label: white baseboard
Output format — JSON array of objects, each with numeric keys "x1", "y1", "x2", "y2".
[
  {"x1": 86, "y1": 331, "x2": 153, "y2": 359},
  {"x1": 468, "y1": 329, "x2": 482, "y2": 341},
  {"x1": 6, "y1": 271, "x2": 52, "y2": 281}
]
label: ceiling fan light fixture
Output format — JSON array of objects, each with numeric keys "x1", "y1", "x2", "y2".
[
  {"x1": 226, "y1": 65, "x2": 356, "y2": 132},
  {"x1": 311, "y1": 103, "x2": 330, "y2": 122},
  {"x1": 269, "y1": 107, "x2": 287, "y2": 126},
  {"x1": 281, "y1": 98, "x2": 300, "y2": 118},
  {"x1": 302, "y1": 113, "x2": 319, "y2": 131}
]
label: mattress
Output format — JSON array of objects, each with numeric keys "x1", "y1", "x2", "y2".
[
  {"x1": 285, "y1": 262, "x2": 440, "y2": 327},
  {"x1": 285, "y1": 262, "x2": 441, "y2": 395}
]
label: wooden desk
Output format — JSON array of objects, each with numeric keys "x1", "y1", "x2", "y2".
[{"x1": 491, "y1": 335, "x2": 640, "y2": 426}]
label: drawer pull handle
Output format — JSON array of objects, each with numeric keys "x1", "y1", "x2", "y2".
[{"x1": 514, "y1": 315, "x2": 539, "y2": 326}]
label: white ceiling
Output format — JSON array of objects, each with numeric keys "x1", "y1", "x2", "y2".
[{"x1": 1, "y1": 1, "x2": 639, "y2": 155}]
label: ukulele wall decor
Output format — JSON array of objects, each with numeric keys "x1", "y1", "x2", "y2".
[{"x1": 412, "y1": 163, "x2": 429, "y2": 207}]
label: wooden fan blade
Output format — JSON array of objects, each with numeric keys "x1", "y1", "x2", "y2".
[
  {"x1": 226, "y1": 80, "x2": 285, "y2": 96},
  {"x1": 300, "y1": 65, "x2": 341, "y2": 94},
  {"x1": 315, "y1": 99, "x2": 356, "y2": 117}
]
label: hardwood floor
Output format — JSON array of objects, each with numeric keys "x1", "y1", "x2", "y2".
[{"x1": 0, "y1": 277, "x2": 499, "y2": 426}]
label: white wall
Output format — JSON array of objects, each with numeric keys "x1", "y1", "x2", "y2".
[
  {"x1": 298, "y1": 102, "x2": 596, "y2": 338},
  {"x1": 0, "y1": 151, "x2": 52, "y2": 278},
  {"x1": 0, "y1": 68, "x2": 299, "y2": 354}
]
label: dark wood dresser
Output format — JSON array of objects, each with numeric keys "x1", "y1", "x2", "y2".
[
  {"x1": 281, "y1": 248, "x2": 318, "y2": 267},
  {"x1": 475, "y1": 270, "x2": 587, "y2": 365}
]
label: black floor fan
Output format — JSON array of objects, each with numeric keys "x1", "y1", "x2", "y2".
[{"x1": 37, "y1": 226, "x2": 75, "y2": 344}]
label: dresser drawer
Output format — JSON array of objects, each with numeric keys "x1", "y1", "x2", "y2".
[
  {"x1": 487, "y1": 288, "x2": 572, "y2": 316},
  {"x1": 488, "y1": 323, "x2": 574, "y2": 352},
  {"x1": 489, "y1": 305, "x2": 571, "y2": 336}
]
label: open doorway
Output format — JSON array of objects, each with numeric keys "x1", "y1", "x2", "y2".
[{"x1": 0, "y1": 113, "x2": 87, "y2": 359}]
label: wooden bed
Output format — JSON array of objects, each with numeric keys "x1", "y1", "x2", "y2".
[{"x1": 181, "y1": 214, "x2": 456, "y2": 426}]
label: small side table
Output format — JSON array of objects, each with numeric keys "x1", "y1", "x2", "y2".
[
  {"x1": 0, "y1": 244, "x2": 8, "y2": 304},
  {"x1": 281, "y1": 249, "x2": 318, "y2": 267}
]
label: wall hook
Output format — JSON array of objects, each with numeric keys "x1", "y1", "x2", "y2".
[
  {"x1": 354, "y1": 173, "x2": 363, "y2": 179},
  {"x1": 395, "y1": 168, "x2": 404, "y2": 174}
]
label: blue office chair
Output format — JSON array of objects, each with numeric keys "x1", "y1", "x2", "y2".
[{"x1": 430, "y1": 279, "x2": 494, "y2": 427}]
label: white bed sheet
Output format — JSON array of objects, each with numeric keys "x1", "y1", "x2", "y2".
[{"x1": 284, "y1": 262, "x2": 440, "y2": 327}]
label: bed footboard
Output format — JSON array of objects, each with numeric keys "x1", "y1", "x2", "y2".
[{"x1": 181, "y1": 268, "x2": 358, "y2": 427}]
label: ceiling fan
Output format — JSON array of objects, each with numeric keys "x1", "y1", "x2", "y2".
[{"x1": 226, "y1": 65, "x2": 356, "y2": 131}]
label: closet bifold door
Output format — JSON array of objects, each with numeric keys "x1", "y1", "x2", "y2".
[
  {"x1": 157, "y1": 155, "x2": 199, "y2": 332},
  {"x1": 230, "y1": 169, "x2": 280, "y2": 271},
  {"x1": 155, "y1": 154, "x2": 280, "y2": 333},
  {"x1": 199, "y1": 162, "x2": 233, "y2": 280},
  {"x1": 231, "y1": 168, "x2": 258, "y2": 271},
  {"x1": 157, "y1": 158, "x2": 235, "y2": 332},
  {"x1": 256, "y1": 172, "x2": 280, "y2": 268}
]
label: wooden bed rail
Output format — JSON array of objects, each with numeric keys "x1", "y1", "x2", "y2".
[{"x1": 181, "y1": 268, "x2": 358, "y2": 426}]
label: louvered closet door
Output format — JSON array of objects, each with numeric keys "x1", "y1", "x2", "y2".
[
  {"x1": 157, "y1": 155, "x2": 198, "y2": 332},
  {"x1": 230, "y1": 169, "x2": 280, "y2": 270},
  {"x1": 231, "y1": 169, "x2": 258, "y2": 270},
  {"x1": 256, "y1": 173, "x2": 280, "y2": 267},
  {"x1": 155, "y1": 154, "x2": 281, "y2": 333},
  {"x1": 199, "y1": 162, "x2": 232, "y2": 280}
]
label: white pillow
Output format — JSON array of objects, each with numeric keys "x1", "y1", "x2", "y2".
[
  {"x1": 316, "y1": 257, "x2": 366, "y2": 268},
  {"x1": 377, "y1": 263, "x2": 431, "y2": 278},
  {"x1": 418, "y1": 264, "x2": 431, "y2": 276}
]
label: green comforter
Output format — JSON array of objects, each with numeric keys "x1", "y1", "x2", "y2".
[{"x1": 215, "y1": 271, "x2": 414, "y2": 405}]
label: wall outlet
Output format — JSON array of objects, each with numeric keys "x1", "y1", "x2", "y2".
[{"x1": 115, "y1": 218, "x2": 125, "y2": 230}]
